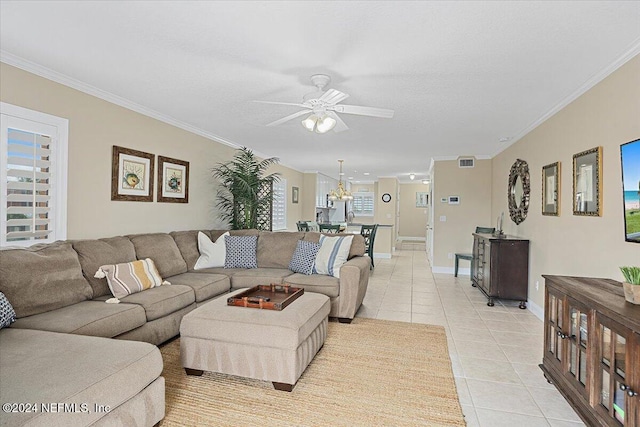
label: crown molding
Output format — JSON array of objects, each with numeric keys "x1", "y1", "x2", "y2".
[
  {"x1": 491, "y1": 37, "x2": 640, "y2": 157},
  {"x1": 0, "y1": 51, "x2": 304, "y2": 173}
]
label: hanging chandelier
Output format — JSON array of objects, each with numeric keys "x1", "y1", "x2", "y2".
[{"x1": 328, "y1": 160, "x2": 353, "y2": 201}]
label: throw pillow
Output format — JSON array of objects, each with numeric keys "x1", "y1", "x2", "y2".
[
  {"x1": 313, "y1": 235, "x2": 353, "y2": 278},
  {"x1": 0, "y1": 292, "x2": 16, "y2": 329},
  {"x1": 224, "y1": 235, "x2": 258, "y2": 269},
  {"x1": 94, "y1": 258, "x2": 169, "y2": 302},
  {"x1": 289, "y1": 240, "x2": 321, "y2": 275},
  {"x1": 194, "y1": 231, "x2": 229, "y2": 270}
]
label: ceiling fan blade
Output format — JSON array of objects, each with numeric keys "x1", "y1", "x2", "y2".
[
  {"x1": 330, "y1": 104, "x2": 394, "y2": 118},
  {"x1": 319, "y1": 89, "x2": 349, "y2": 105},
  {"x1": 326, "y1": 111, "x2": 349, "y2": 133},
  {"x1": 253, "y1": 100, "x2": 309, "y2": 108},
  {"x1": 266, "y1": 110, "x2": 312, "y2": 127}
]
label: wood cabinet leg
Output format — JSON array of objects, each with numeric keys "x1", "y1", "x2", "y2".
[
  {"x1": 338, "y1": 318, "x2": 352, "y2": 324},
  {"x1": 273, "y1": 382, "x2": 294, "y2": 392},
  {"x1": 185, "y1": 368, "x2": 204, "y2": 376},
  {"x1": 487, "y1": 298, "x2": 494, "y2": 307},
  {"x1": 519, "y1": 301, "x2": 527, "y2": 309}
]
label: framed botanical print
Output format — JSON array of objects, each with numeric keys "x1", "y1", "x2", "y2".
[
  {"x1": 542, "y1": 162, "x2": 560, "y2": 216},
  {"x1": 292, "y1": 186, "x2": 299, "y2": 204},
  {"x1": 157, "y1": 156, "x2": 189, "y2": 203},
  {"x1": 111, "y1": 145, "x2": 154, "y2": 202}
]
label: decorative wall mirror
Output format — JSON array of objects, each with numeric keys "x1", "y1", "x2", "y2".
[
  {"x1": 573, "y1": 146, "x2": 602, "y2": 216},
  {"x1": 542, "y1": 162, "x2": 560, "y2": 216},
  {"x1": 508, "y1": 159, "x2": 530, "y2": 224}
]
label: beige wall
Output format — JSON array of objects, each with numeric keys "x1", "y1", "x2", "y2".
[
  {"x1": 0, "y1": 63, "x2": 303, "y2": 238},
  {"x1": 398, "y1": 182, "x2": 430, "y2": 238},
  {"x1": 432, "y1": 158, "x2": 492, "y2": 271},
  {"x1": 491, "y1": 55, "x2": 640, "y2": 312}
]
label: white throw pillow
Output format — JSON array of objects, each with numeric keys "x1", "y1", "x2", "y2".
[
  {"x1": 194, "y1": 231, "x2": 229, "y2": 270},
  {"x1": 313, "y1": 235, "x2": 353, "y2": 278}
]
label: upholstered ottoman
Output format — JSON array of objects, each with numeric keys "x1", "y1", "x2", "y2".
[{"x1": 179, "y1": 288, "x2": 330, "y2": 391}]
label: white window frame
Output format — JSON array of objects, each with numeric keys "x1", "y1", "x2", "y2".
[
  {"x1": 1, "y1": 102, "x2": 68, "y2": 247},
  {"x1": 352, "y1": 192, "x2": 374, "y2": 217},
  {"x1": 271, "y1": 178, "x2": 287, "y2": 231}
]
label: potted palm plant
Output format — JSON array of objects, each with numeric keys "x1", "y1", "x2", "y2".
[
  {"x1": 620, "y1": 266, "x2": 640, "y2": 304},
  {"x1": 212, "y1": 147, "x2": 280, "y2": 230}
]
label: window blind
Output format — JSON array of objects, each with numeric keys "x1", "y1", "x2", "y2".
[
  {"x1": 272, "y1": 179, "x2": 287, "y2": 230},
  {"x1": 353, "y1": 192, "x2": 374, "y2": 216},
  {"x1": 4, "y1": 128, "x2": 54, "y2": 243}
]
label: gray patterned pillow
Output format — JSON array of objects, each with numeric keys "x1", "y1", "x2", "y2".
[
  {"x1": 289, "y1": 240, "x2": 320, "y2": 275},
  {"x1": 224, "y1": 235, "x2": 258, "y2": 269},
  {"x1": 0, "y1": 292, "x2": 16, "y2": 329}
]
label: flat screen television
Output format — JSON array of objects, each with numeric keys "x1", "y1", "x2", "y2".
[{"x1": 620, "y1": 138, "x2": 640, "y2": 243}]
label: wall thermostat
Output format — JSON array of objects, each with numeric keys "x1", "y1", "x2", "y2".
[{"x1": 448, "y1": 196, "x2": 460, "y2": 204}]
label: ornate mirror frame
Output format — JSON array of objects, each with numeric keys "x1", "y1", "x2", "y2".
[
  {"x1": 542, "y1": 162, "x2": 560, "y2": 216},
  {"x1": 573, "y1": 146, "x2": 602, "y2": 216},
  {"x1": 508, "y1": 159, "x2": 530, "y2": 225}
]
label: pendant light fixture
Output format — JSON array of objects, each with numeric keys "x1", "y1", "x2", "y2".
[{"x1": 328, "y1": 160, "x2": 353, "y2": 201}]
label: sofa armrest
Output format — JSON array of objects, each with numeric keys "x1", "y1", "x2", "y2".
[{"x1": 335, "y1": 256, "x2": 370, "y2": 319}]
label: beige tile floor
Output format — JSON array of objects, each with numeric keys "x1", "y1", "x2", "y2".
[{"x1": 355, "y1": 243, "x2": 586, "y2": 427}]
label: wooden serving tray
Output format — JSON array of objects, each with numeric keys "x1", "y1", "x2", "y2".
[{"x1": 227, "y1": 284, "x2": 304, "y2": 310}]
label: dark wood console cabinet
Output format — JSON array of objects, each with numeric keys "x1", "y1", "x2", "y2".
[
  {"x1": 471, "y1": 233, "x2": 529, "y2": 308},
  {"x1": 541, "y1": 275, "x2": 640, "y2": 427}
]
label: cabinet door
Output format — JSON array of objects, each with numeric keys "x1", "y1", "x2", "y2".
[
  {"x1": 594, "y1": 314, "x2": 636, "y2": 426},
  {"x1": 545, "y1": 288, "x2": 566, "y2": 373},
  {"x1": 565, "y1": 297, "x2": 590, "y2": 398},
  {"x1": 479, "y1": 239, "x2": 491, "y2": 293}
]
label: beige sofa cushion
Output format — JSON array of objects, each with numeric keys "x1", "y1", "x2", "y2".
[
  {"x1": 73, "y1": 236, "x2": 137, "y2": 297},
  {"x1": 10, "y1": 300, "x2": 146, "y2": 337},
  {"x1": 230, "y1": 268, "x2": 294, "y2": 288},
  {"x1": 0, "y1": 242, "x2": 93, "y2": 318},
  {"x1": 303, "y1": 232, "x2": 365, "y2": 259},
  {"x1": 284, "y1": 273, "x2": 340, "y2": 298},
  {"x1": 171, "y1": 230, "x2": 211, "y2": 270},
  {"x1": 257, "y1": 231, "x2": 305, "y2": 268},
  {"x1": 129, "y1": 233, "x2": 188, "y2": 277},
  {"x1": 0, "y1": 328, "x2": 162, "y2": 427},
  {"x1": 168, "y1": 272, "x2": 230, "y2": 302},
  {"x1": 95, "y1": 284, "x2": 194, "y2": 321}
]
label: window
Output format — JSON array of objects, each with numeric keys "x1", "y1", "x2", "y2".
[
  {"x1": 1, "y1": 103, "x2": 68, "y2": 247},
  {"x1": 352, "y1": 192, "x2": 374, "y2": 216},
  {"x1": 271, "y1": 179, "x2": 287, "y2": 230}
]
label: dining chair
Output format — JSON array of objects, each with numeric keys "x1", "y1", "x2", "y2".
[
  {"x1": 360, "y1": 224, "x2": 378, "y2": 269},
  {"x1": 319, "y1": 224, "x2": 341, "y2": 234},
  {"x1": 454, "y1": 226, "x2": 496, "y2": 278},
  {"x1": 296, "y1": 221, "x2": 310, "y2": 232}
]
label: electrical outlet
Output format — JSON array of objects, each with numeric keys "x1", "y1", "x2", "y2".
[
  {"x1": 536, "y1": 281, "x2": 539, "y2": 291},
  {"x1": 439, "y1": 216, "x2": 446, "y2": 222}
]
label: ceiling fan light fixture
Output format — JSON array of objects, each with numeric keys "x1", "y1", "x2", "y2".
[
  {"x1": 315, "y1": 115, "x2": 336, "y2": 133},
  {"x1": 301, "y1": 114, "x2": 318, "y2": 131}
]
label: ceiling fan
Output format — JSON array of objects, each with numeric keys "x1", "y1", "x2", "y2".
[{"x1": 253, "y1": 74, "x2": 394, "y2": 133}]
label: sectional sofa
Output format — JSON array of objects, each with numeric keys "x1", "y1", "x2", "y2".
[{"x1": 0, "y1": 229, "x2": 370, "y2": 427}]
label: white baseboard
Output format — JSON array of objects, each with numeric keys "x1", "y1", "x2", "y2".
[
  {"x1": 397, "y1": 236, "x2": 426, "y2": 241},
  {"x1": 527, "y1": 299, "x2": 544, "y2": 321},
  {"x1": 373, "y1": 253, "x2": 392, "y2": 259},
  {"x1": 431, "y1": 266, "x2": 470, "y2": 276}
]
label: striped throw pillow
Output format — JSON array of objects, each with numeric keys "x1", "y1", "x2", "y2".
[
  {"x1": 95, "y1": 258, "x2": 169, "y2": 301},
  {"x1": 313, "y1": 235, "x2": 353, "y2": 278}
]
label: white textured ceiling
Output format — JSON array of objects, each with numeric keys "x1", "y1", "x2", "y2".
[{"x1": 1, "y1": 1, "x2": 639, "y2": 182}]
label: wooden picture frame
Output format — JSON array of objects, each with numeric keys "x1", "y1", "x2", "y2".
[
  {"x1": 111, "y1": 145, "x2": 154, "y2": 202},
  {"x1": 573, "y1": 146, "x2": 602, "y2": 216},
  {"x1": 542, "y1": 162, "x2": 560, "y2": 216},
  {"x1": 292, "y1": 186, "x2": 299, "y2": 204},
  {"x1": 157, "y1": 156, "x2": 189, "y2": 203}
]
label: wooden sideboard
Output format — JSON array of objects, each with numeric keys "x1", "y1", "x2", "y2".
[
  {"x1": 471, "y1": 233, "x2": 529, "y2": 308},
  {"x1": 541, "y1": 275, "x2": 640, "y2": 426}
]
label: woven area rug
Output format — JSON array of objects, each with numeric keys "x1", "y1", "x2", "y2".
[{"x1": 158, "y1": 318, "x2": 465, "y2": 426}]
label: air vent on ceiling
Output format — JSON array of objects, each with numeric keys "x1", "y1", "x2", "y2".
[{"x1": 458, "y1": 158, "x2": 475, "y2": 168}]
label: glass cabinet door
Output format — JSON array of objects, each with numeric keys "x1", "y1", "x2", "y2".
[
  {"x1": 596, "y1": 314, "x2": 635, "y2": 426},
  {"x1": 565, "y1": 298, "x2": 589, "y2": 397},
  {"x1": 546, "y1": 289, "x2": 566, "y2": 371}
]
